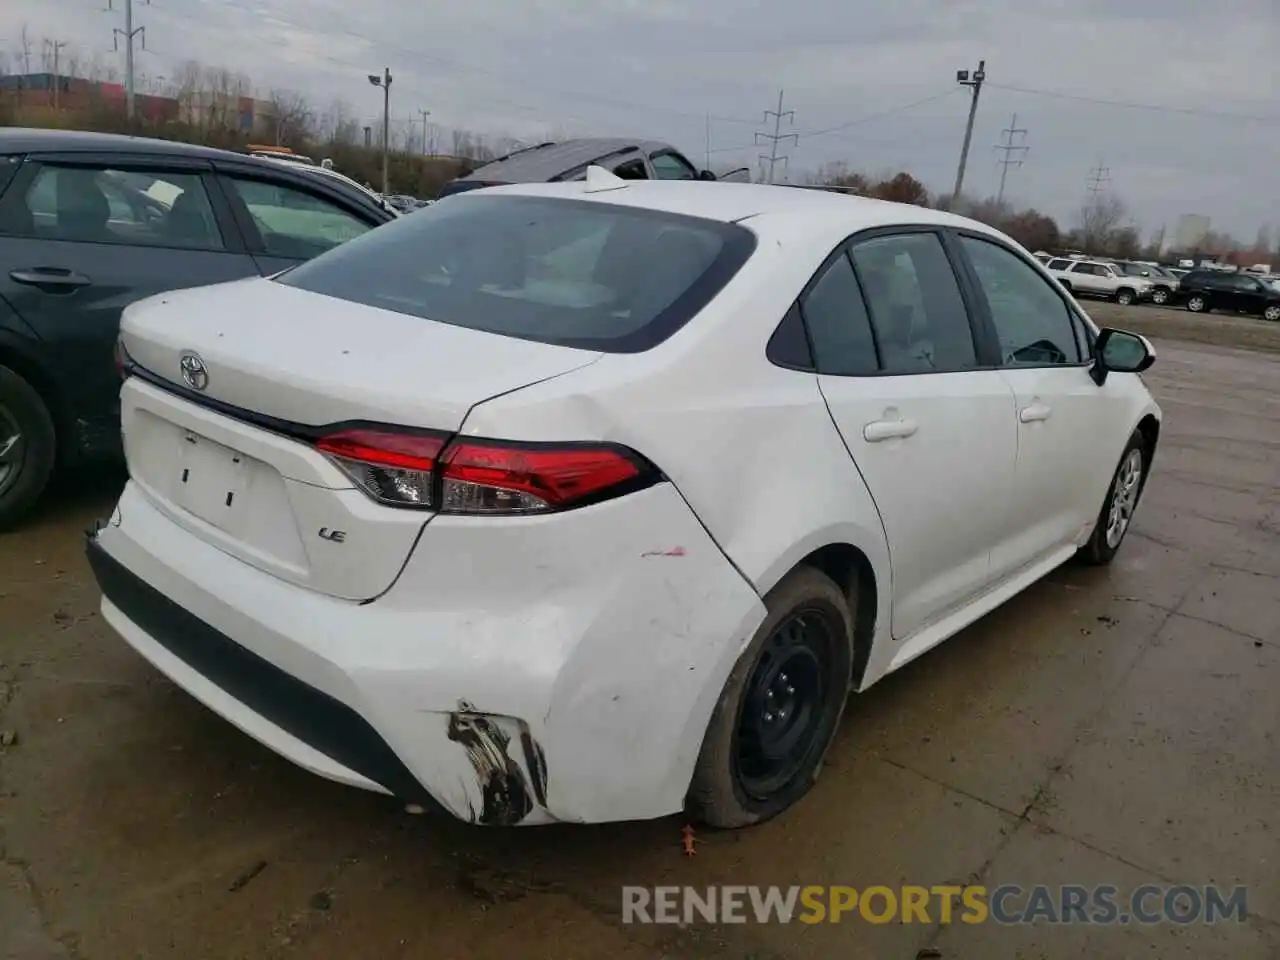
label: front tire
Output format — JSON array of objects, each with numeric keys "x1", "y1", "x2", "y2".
[
  {"x1": 1186, "y1": 294, "x2": 1208, "y2": 313},
  {"x1": 1115, "y1": 287, "x2": 1135, "y2": 305},
  {"x1": 1151, "y1": 287, "x2": 1170, "y2": 306},
  {"x1": 1264, "y1": 305, "x2": 1280, "y2": 322},
  {"x1": 1080, "y1": 432, "x2": 1148, "y2": 566},
  {"x1": 0, "y1": 365, "x2": 57, "y2": 531},
  {"x1": 687, "y1": 566, "x2": 853, "y2": 828}
]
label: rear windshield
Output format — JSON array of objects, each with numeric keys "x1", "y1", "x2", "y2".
[{"x1": 276, "y1": 194, "x2": 756, "y2": 352}]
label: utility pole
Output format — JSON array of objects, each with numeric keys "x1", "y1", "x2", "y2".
[
  {"x1": 45, "y1": 40, "x2": 67, "y2": 111},
  {"x1": 419, "y1": 108, "x2": 431, "y2": 155},
  {"x1": 367, "y1": 68, "x2": 392, "y2": 193},
  {"x1": 109, "y1": 0, "x2": 147, "y2": 120},
  {"x1": 755, "y1": 89, "x2": 797, "y2": 184},
  {"x1": 1086, "y1": 160, "x2": 1112, "y2": 198},
  {"x1": 993, "y1": 112, "x2": 1028, "y2": 206},
  {"x1": 950, "y1": 59, "x2": 986, "y2": 207}
]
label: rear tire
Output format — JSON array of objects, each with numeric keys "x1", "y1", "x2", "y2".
[
  {"x1": 1186, "y1": 294, "x2": 1208, "y2": 313},
  {"x1": 1079, "y1": 431, "x2": 1147, "y2": 566},
  {"x1": 687, "y1": 566, "x2": 853, "y2": 829},
  {"x1": 0, "y1": 365, "x2": 57, "y2": 531}
]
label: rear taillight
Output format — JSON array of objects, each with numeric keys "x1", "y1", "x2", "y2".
[
  {"x1": 316, "y1": 428, "x2": 446, "y2": 509},
  {"x1": 316, "y1": 428, "x2": 656, "y2": 514},
  {"x1": 114, "y1": 338, "x2": 131, "y2": 379}
]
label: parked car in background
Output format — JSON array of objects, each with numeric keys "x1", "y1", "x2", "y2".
[
  {"x1": 1044, "y1": 258, "x2": 1153, "y2": 305},
  {"x1": 90, "y1": 170, "x2": 1161, "y2": 830},
  {"x1": 438, "y1": 138, "x2": 721, "y2": 197},
  {"x1": 1178, "y1": 269, "x2": 1280, "y2": 321},
  {"x1": 0, "y1": 128, "x2": 397, "y2": 527},
  {"x1": 1111, "y1": 260, "x2": 1181, "y2": 306}
]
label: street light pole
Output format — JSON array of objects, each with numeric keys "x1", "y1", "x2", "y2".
[
  {"x1": 367, "y1": 67, "x2": 392, "y2": 194},
  {"x1": 950, "y1": 58, "x2": 986, "y2": 209}
]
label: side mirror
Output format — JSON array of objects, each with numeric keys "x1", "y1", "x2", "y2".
[
  {"x1": 1090, "y1": 327, "x2": 1156, "y2": 385},
  {"x1": 698, "y1": 169, "x2": 717, "y2": 181}
]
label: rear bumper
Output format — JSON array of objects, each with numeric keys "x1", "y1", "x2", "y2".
[{"x1": 89, "y1": 480, "x2": 765, "y2": 825}]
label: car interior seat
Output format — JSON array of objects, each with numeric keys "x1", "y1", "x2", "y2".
[
  {"x1": 166, "y1": 191, "x2": 214, "y2": 247},
  {"x1": 54, "y1": 172, "x2": 113, "y2": 243}
]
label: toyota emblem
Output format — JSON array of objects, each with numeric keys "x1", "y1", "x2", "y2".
[{"x1": 179, "y1": 351, "x2": 209, "y2": 392}]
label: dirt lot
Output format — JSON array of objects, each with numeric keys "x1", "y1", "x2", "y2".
[{"x1": 2, "y1": 306, "x2": 1278, "y2": 959}]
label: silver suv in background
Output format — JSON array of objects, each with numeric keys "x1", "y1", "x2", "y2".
[
  {"x1": 1111, "y1": 261, "x2": 1180, "y2": 306},
  {"x1": 1045, "y1": 257, "x2": 1153, "y2": 305}
]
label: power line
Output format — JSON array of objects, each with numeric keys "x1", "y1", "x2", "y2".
[
  {"x1": 993, "y1": 111, "x2": 1028, "y2": 205},
  {"x1": 987, "y1": 81, "x2": 1280, "y2": 123},
  {"x1": 1086, "y1": 160, "x2": 1112, "y2": 198},
  {"x1": 755, "y1": 89, "x2": 797, "y2": 184},
  {"x1": 107, "y1": 0, "x2": 148, "y2": 119}
]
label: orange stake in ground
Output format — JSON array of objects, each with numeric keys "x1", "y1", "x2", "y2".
[{"x1": 681, "y1": 824, "x2": 700, "y2": 857}]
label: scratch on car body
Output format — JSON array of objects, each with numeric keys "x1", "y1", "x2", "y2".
[{"x1": 446, "y1": 701, "x2": 549, "y2": 825}]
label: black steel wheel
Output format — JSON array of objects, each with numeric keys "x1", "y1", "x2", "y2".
[{"x1": 688, "y1": 566, "x2": 853, "y2": 828}]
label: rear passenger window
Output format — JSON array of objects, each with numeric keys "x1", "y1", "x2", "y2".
[
  {"x1": 1, "y1": 164, "x2": 224, "y2": 250},
  {"x1": 849, "y1": 232, "x2": 977, "y2": 374},
  {"x1": 800, "y1": 252, "x2": 878, "y2": 375}
]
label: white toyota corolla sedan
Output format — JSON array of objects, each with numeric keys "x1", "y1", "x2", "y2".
[{"x1": 90, "y1": 169, "x2": 1161, "y2": 829}]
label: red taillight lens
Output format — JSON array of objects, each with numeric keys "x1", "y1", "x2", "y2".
[
  {"x1": 317, "y1": 428, "x2": 447, "y2": 509},
  {"x1": 440, "y1": 440, "x2": 645, "y2": 514},
  {"x1": 315, "y1": 428, "x2": 655, "y2": 514},
  {"x1": 114, "y1": 338, "x2": 130, "y2": 379}
]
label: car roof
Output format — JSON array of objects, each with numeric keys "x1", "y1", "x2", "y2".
[
  {"x1": 0, "y1": 126, "x2": 257, "y2": 163},
  {"x1": 456, "y1": 138, "x2": 679, "y2": 183},
  {"x1": 452, "y1": 178, "x2": 999, "y2": 241}
]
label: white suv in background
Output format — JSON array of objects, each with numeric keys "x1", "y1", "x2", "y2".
[{"x1": 1045, "y1": 258, "x2": 1152, "y2": 305}]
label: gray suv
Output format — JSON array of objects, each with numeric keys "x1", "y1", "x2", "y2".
[{"x1": 439, "y1": 138, "x2": 742, "y2": 197}]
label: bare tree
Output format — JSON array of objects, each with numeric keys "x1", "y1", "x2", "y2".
[
  {"x1": 267, "y1": 88, "x2": 313, "y2": 146},
  {"x1": 1076, "y1": 193, "x2": 1127, "y2": 252}
]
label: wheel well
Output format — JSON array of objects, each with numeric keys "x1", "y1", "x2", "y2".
[
  {"x1": 798, "y1": 543, "x2": 877, "y2": 689},
  {"x1": 0, "y1": 346, "x2": 65, "y2": 458}
]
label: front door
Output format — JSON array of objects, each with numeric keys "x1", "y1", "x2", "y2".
[
  {"x1": 0, "y1": 156, "x2": 260, "y2": 457},
  {"x1": 804, "y1": 229, "x2": 1017, "y2": 639},
  {"x1": 950, "y1": 232, "x2": 1113, "y2": 579}
]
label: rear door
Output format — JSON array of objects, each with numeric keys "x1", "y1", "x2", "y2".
[
  {"x1": 0, "y1": 152, "x2": 259, "y2": 455},
  {"x1": 805, "y1": 227, "x2": 1018, "y2": 639},
  {"x1": 213, "y1": 163, "x2": 385, "y2": 275}
]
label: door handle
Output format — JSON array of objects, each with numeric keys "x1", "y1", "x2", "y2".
[
  {"x1": 10, "y1": 268, "x2": 92, "y2": 290},
  {"x1": 863, "y1": 418, "x2": 918, "y2": 442},
  {"x1": 1019, "y1": 402, "x2": 1052, "y2": 423}
]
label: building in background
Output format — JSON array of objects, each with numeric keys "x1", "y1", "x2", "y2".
[
  {"x1": 0, "y1": 72, "x2": 178, "y2": 123},
  {"x1": 1165, "y1": 213, "x2": 1211, "y2": 254}
]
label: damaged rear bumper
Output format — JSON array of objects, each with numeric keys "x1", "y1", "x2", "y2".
[{"x1": 89, "y1": 480, "x2": 765, "y2": 826}]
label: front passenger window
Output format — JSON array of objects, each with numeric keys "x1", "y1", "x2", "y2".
[
  {"x1": 225, "y1": 176, "x2": 371, "y2": 259},
  {"x1": 958, "y1": 235, "x2": 1082, "y2": 366}
]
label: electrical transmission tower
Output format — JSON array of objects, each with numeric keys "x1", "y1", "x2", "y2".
[
  {"x1": 108, "y1": 0, "x2": 148, "y2": 120},
  {"x1": 755, "y1": 90, "x2": 797, "y2": 184},
  {"x1": 1086, "y1": 161, "x2": 1112, "y2": 198},
  {"x1": 992, "y1": 112, "x2": 1028, "y2": 205}
]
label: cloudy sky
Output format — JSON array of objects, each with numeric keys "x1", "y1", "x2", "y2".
[{"x1": 3, "y1": 0, "x2": 1277, "y2": 241}]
